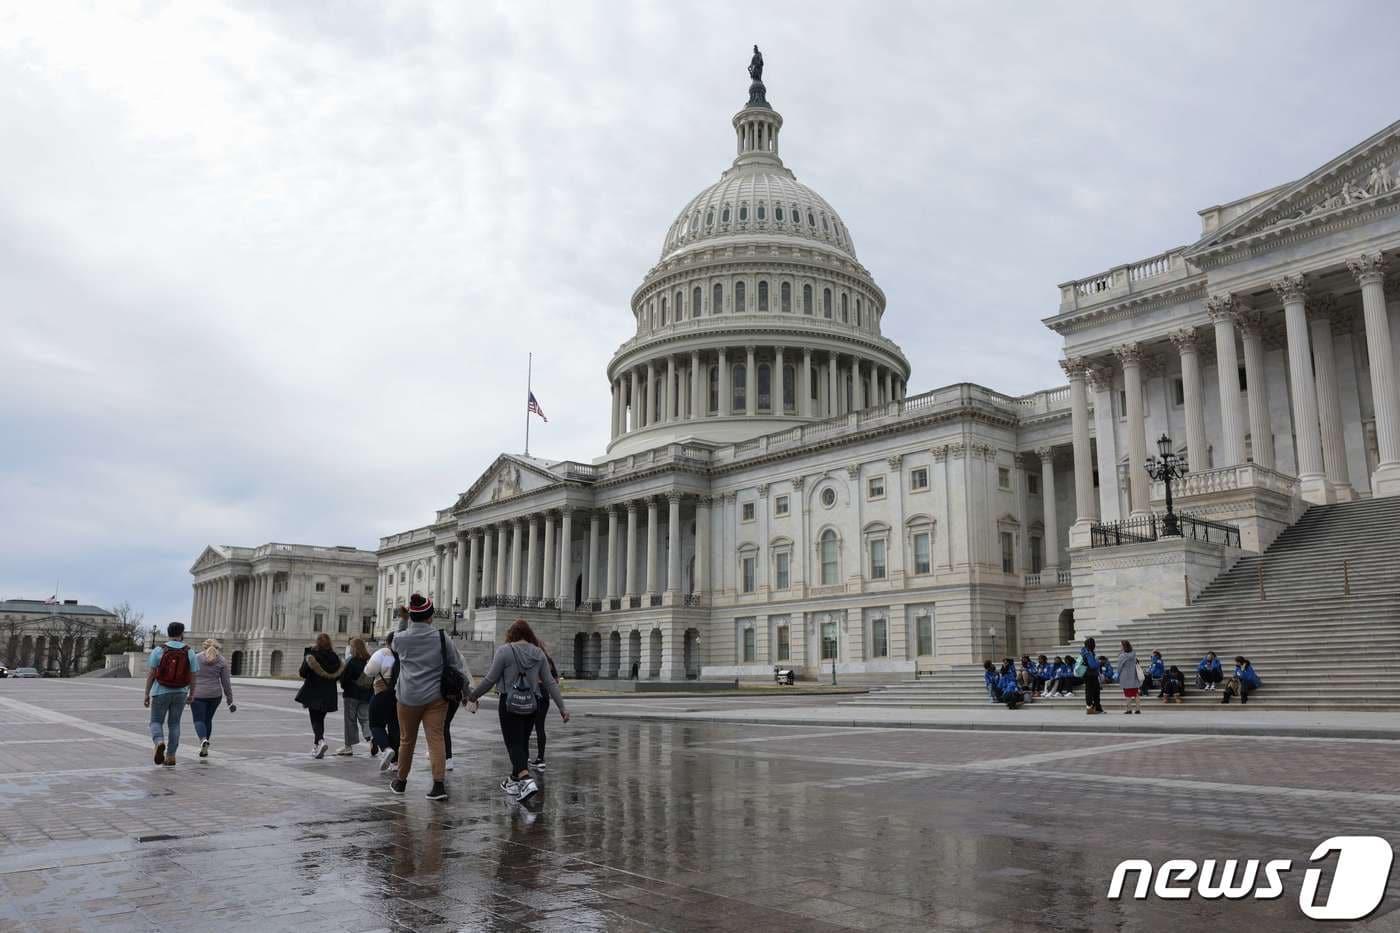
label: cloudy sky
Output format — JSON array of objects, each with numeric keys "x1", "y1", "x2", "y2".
[{"x1": 3, "y1": 0, "x2": 1398, "y2": 622}]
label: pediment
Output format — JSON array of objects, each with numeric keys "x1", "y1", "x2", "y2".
[
  {"x1": 1189, "y1": 120, "x2": 1400, "y2": 256},
  {"x1": 189, "y1": 545, "x2": 227, "y2": 574},
  {"x1": 454, "y1": 454, "x2": 562, "y2": 511}
]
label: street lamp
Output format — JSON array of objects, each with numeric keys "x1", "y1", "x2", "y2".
[
  {"x1": 450, "y1": 599, "x2": 462, "y2": 637},
  {"x1": 1145, "y1": 433, "x2": 1189, "y2": 536}
]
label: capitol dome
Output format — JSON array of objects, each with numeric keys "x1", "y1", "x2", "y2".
[{"x1": 604, "y1": 50, "x2": 910, "y2": 457}]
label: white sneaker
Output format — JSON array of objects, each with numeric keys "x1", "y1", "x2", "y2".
[
  {"x1": 314, "y1": 740, "x2": 328, "y2": 759},
  {"x1": 334, "y1": 746, "x2": 353, "y2": 757},
  {"x1": 501, "y1": 778, "x2": 521, "y2": 796},
  {"x1": 516, "y1": 778, "x2": 539, "y2": 801},
  {"x1": 378, "y1": 749, "x2": 397, "y2": 772},
  {"x1": 446, "y1": 757, "x2": 454, "y2": 771}
]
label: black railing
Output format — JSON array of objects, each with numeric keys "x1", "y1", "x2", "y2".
[
  {"x1": 1091, "y1": 513, "x2": 1240, "y2": 550},
  {"x1": 682, "y1": 593, "x2": 702, "y2": 608},
  {"x1": 649, "y1": 594, "x2": 663, "y2": 607},
  {"x1": 629, "y1": 596, "x2": 642, "y2": 609},
  {"x1": 586, "y1": 600, "x2": 602, "y2": 612},
  {"x1": 609, "y1": 598, "x2": 622, "y2": 611}
]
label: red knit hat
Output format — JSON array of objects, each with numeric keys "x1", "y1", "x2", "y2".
[{"x1": 408, "y1": 593, "x2": 434, "y2": 622}]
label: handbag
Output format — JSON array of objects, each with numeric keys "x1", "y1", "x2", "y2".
[
  {"x1": 504, "y1": 644, "x2": 538, "y2": 716},
  {"x1": 1072, "y1": 655, "x2": 1087, "y2": 678},
  {"x1": 439, "y1": 630, "x2": 466, "y2": 703}
]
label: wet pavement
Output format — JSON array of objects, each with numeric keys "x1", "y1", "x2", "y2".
[{"x1": 1, "y1": 679, "x2": 1398, "y2": 932}]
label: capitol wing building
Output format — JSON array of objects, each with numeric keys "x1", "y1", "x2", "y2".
[{"x1": 193, "y1": 62, "x2": 1400, "y2": 682}]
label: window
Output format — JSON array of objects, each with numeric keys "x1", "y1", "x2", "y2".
[
  {"x1": 361, "y1": 615, "x2": 372, "y2": 635},
  {"x1": 867, "y1": 476, "x2": 885, "y2": 499},
  {"x1": 675, "y1": 289, "x2": 683, "y2": 321},
  {"x1": 803, "y1": 283, "x2": 813, "y2": 314},
  {"x1": 1238, "y1": 366, "x2": 1247, "y2": 392},
  {"x1": 1030, "y1": 536, "x2": 1043, "y2": 574},
  {"x1": 735, "y1": 280, "x2": 746, "y2": 312},
  {"x1": 774, "y1": 551, "x2": 790, "y2": 590},
  {"x1": 781, "y1": 281, "x2": 791, "y2": 312},
  {"x1": 757, "y1": 201, "x2": 766, "y2": 221},
  {"x1": 313, "y1": 611, "x2": 324, "y2": 630},
  {"x1": 713, "y1": 283, "x2": 723, "y2": 314},
  {"x1": 738, "y1": 203, "x2": 748, "y2": 222},
  {"x1": 660, "y1": 296, "x2": 667, "y2": 325},
  {"x1": 913, "y1": 532, "x2": 931, "y2": 575},
  {"x1": 1028, "y1": 473, "x2": 1041, "y2": 495},
  {"x1": 757, "y1": 363, "x2": 771, "y2": 411},
  {"x1": 399, "y1": 571, "x2": 406, "y2": 584},
  {"x1": 741, "y1": 502, "x2": 755, "y2": 522},
  {"x1": 776, "y1": 624, "x2": 790, "y2": 661},
  {"x1": 1173, "y1": 378, "x2": 1185, "y2": 406},
  {"x1": 742, "y1": 626, "x2": 755, "y2": 662},
  {"x1": 774, "y1": 495, "x2": 790, "y2": 516},
  {"x1": 741, "y1": 557, "x2": 756, "y2": 594},
  {"x1": 823, "y1": 288, "x2": 833, "y2": 319},
  {"x1": 821, "y1": 621, "x2": 838, "y2": 660},
  {"x1": 709, "y1": 366, "x2": 719, "y2": 412},
  {"x1": 1000, "y1": 531, "x2": 1015, "y2": 574},
  {"x1": 783, "y1": 365, "x2": 796, "y2": 412},
  {"x1": 910, "y1": 467, "x2": 929, "y2": 491},
  {"x1": 315, "y1": 582, "x2": 326, "y2": 593},
  {"x1": 821, "y1": 488, "x2": 837, "y2": 509},
  {"x1": 808, "y1": 210, "x2": 816, "y2": 227},
  {"x1": 758, "y1": 280, "x2": 769, "y2": 311},
  {"x1": 721, "y1": 205, "x2": 731, "y2": 223},
  {"x1": 856, "y1": 298, "x2": 863, "y2": 327},
  {"x1": 775, "y1": 204, "x2": 785, "y2": 222},
  {"x1": 869, "y1": 539, "x2": 887, "y2": 579},
  {"x1": 693, "y1": 286, "x2": 703, "y2": 316},
  {"x1": 339, "y1": 584, "x2": 350, "y2": 594},
  {"x1": 337, "y1": 613, "x2": 348, "y2": 634},
  {"x1": 998, "y1": 467, "x2": 1011, "y2": 490},
  {"x1": 820, "y1": 530, "x2": 839, "y2": 585},
  {"x1": 916, "y1": 614, "x2": 933, "y2": 656},
  {"x1": 732, "y1": 365, "x2": 746, "y2": 411},
  {"x1": 872, "y1": 618, "x2": 888, "y2": 658},
  {"x1": 705, "y1": 208, "x2": 714, "y2": 228},
  {"x1": 364, "y1": 584, "x2": 373, "y2": 595},
  {"x1": 841, "y1": 292, "x2": 849, "y2": 322}
]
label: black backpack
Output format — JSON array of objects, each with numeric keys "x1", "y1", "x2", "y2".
[{"x1": 438, "y1": 630, "x2": 466, "y2": 703}]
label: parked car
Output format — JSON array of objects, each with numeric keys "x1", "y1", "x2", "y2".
[
  {"x1": 0, "y1": 665, "x2": 9, "y2": 678},
  {"x1": 12, "y1": 667, "x2": 40, "y2": 678}
]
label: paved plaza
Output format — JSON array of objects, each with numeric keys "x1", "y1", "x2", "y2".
[{"x1": 2, "y1": 680, "x2": 1399, "y2": 932}]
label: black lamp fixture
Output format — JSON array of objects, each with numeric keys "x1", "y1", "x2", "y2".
[{"x1": 1145, "y1": 433, "x2": 1189, "y2": 536}]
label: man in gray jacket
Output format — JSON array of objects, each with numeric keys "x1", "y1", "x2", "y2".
[{"x1": 390, "y1": 593, "x2": 465, "y2": 801}]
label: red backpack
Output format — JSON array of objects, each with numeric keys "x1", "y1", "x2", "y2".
[{"x1": 155, "y1": 643, "x2": 192, "y2": 689}]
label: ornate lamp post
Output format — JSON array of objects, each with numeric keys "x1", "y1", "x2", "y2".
[
  {"x1": 1145, "y1": 433, "x2": 1189, "y2": 536},
  {"x1": 450, "y1": 599, "x2": 462, "y2": 637}
]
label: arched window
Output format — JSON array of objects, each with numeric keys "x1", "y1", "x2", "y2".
[
  {"x1": 841, "y1": 293, "x2": 849, "y2": 322},
  {"x1": 808, "y1": 210, "x2": 816, "y2": 227},
  {"x1": 823, "y1": 288, "x2": 833, "y2": 319},
  {"x1": 713, "y1": 283, "x2": 723, "y2": 314},
  {"x1": 821, "y1": 213, "x2": 829, "y2": 232},
  {"x1": 708, "y1": 366, "x2": 719, "y2": 413},
  {"x1": 689, "y1": 213, "x2": 699, "y2": 234},
  {"x1": 675, "y1": 289, "x2": 684, "y2": 321},
  {"x1": 660, "y1": 296, "x2": 667, "y2": 326},
  {"x1": 757, "y1": 202, "x2": 766, "y2": 221},
  {"x1": 775, "y1": 204, "x2": 785, "y2": 222},
  {"x1": 781, "y1": 281, "x2": 791, "y2": 312},
  {"x1": 738, "y1": 203, "x2": 748, "y2": 222},
  {"x1": 693, "y1": 286, "x2": 703, "y2": 317},
  {"x1": 735, "y1": 281, "x2": 746, "y2": 313},
  {"x1": 757, "y1": 363, "x2": 772, "y2": 411},
  {"x1": 820, "y1": 530, "x2": 839, "y2": 585},
  {"x1": 721, "y1": 205, "x2": 731, "y2": 224},
  {"x1": 705, "y1": 209, "x2": 714, "y2": 229},
  {"x1": 856, "y1": 297, "x2": 863, "y2": 327},
  {"x1": 782, "y1": 364, "x2": 796, "y2": 412},
  {"x1": 732, "y1": 364, "x2": 746, "y2": 412},
  {"x1": 803, "y1": 284, "x2": 813, "y2": 315},
  {"x1": 757, "y1": 280, "x2": 769, "y2": 312}
]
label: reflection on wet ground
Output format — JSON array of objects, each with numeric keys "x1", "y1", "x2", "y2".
[{"x1": 1, "y1": 680, "x2": 1397, "y2": 931}]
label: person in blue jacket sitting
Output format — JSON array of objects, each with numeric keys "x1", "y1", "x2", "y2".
[
  {"x1": 1018, "y1": 656, "x2": 1038, "y2": 694},
  {"x1": 1145, "y1": 650, "x2": 1165, "y2": 695},
  {"x1": 1197, "y1": 652, "x2": 1224, "y2": 691},
  {"x1": 997, "y1": 665, "x2": 1025, "y2": 709},
  {"x1": 1098, "y1": 655, "x2": 1117, "y2": 685},
  {"x1": 1222, "y1": 656, "x2": 1261, "y2": 705},
  {"x1": 1048, "y1": 655, "x2": 1080, "y2": 698},
  {"x1": 983, "y1": 660, "x2": 1001, "y2": 704},
  {"x1": 1033, "y1": 654, "x2": 1052, "y2": 697}
]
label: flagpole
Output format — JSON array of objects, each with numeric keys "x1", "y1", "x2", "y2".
[{"x1": 525, "y1": 352, "x2": 532, "y2": 457}]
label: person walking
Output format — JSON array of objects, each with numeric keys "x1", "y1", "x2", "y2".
[
  {"x1": 143, "y1": 622, "x2": 199, "y2": 767},
  {"x1": 366, "y1": 630, "x2": 400, "y2": 771},
  {"x1": 189, "y1": 638, "x2": 235, "y2": 758},
  {"x1": 390, "y1": 594, "x2": 465, "y2": 801},
  {"x1": 530, "y1": 642, "x2": 560, "y2": 771},
  {"x1": 1079, "y1": 637, "x2": 1104, "y2": 715},
  {"x1": 1117, "y1": 640, "x2": 1143, "y2": 715},
  {"x1": 336, "y1": 637, "x2": 374, "y2": 756},
  {"x1": 296, "y1": 633, "x2": 343, "y2": 758},
  {"x1": 466, "y1": 618, "x2": 568, "y2": 801}
]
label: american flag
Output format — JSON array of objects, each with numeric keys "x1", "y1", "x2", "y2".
[{"x1": 527, "y1": 391, "x2": 548, "y2": 422}]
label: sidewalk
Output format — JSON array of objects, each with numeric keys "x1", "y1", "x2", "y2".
[
  {"x1": 230, "y1": 677, "x2": 867, "y2": 700},
  {"x1": 582, "y1": 702, "x2": 1400, "y2": 740}
]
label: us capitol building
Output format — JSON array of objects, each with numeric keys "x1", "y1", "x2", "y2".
[{"x1": 189, "y1": 54, "x2": 1400, "y2": 681}]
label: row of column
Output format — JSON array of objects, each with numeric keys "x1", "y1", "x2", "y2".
[
  {"x1": 610, "y1": 346, "x2": 906, "y2": 439},
  {"x1": 1062, "y1": 251, "x2": 1400, "y2": 516},
  {"x1": 192, "y1": 573, "x2": 278, "y2": 635}
]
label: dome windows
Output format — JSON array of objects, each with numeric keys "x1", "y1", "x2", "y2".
[
  {"x1": 802, "y1": 284, "x2": 813, "y2": 315},
  {"x1": 757, "y1": 280, "x2": 769, "y2": 312},
  {"x1": 821, "y1": 213, "x2": 829, "y2": 233},
  {"x1": 780, "y1": 281, "x2": 791, "y2": 313},
  {"x1": 775, "y1": 205, "x2": 785, "y2": 222},
  {"x1": 823, "y1": 288, "x2": 833, "y2": 319},
  {"x1": 738, "y1": 203, "x2": 748, "y2": 223},
  {"x1": 693, "y1": 286, "x2": 703, "y2": 317},
  {"x1": 674, "y1": 289, "x2": 683, "y2": 322},
  {"x1": 721, "y1": 206, "x2": 731, "y2": 224},
  {"x1": 807, "y1": 210, "x2": 816, "y2": 228},
  {"x1": 713, "y1": 283, "x2": 723, "y2": 314},
  {"x1": 705, "y1": 209, "x2": 714, "y2": 229},
  {"x1": 757, "y1": 202, "x2": 766, "y2": 222},
  {"x1": 732, "y1": 365, "x2": 746, "y2": 413},
  {"x1": 660, "y1": 296, "x2": 668, "y2": 326},
  {"x1": 735, "y1": 281, "x2": 746, "y2": 313},
  {"x1": 840, "y1": 292, "x2": 848, "y2": 323}
]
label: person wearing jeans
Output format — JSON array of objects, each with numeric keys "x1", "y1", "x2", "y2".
[
  {"x1": 365, "y1": 630, "x2": 400, "y2": 771},
  {"x1": 336, "y1": 637, "x2": 373, "y2": 756},
  {"x1": 189, "y1": 638, "x2": 235, "y2": 758},
  {"x1": 144, "y1": 622, "x2": 199, "y2": 767},
  {"x1": 390, "y1": 594, "x2": 464, "y2": 801}
]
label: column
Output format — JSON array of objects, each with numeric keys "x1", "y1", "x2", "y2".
[
  {"x1": 558, "y1": 507, "x2": 574, "y2": 606},
  {"x1": 665, "y1": 355, "x2": 676, "y2": 423},
  {"x1": 606, "y1": 508, "x2": 620, "y2": 601},
  {"x1": 1061, "y1": 359, "x2": 1097, "y2": 529},
  {"x1": 690, "y1": 350, "x2": 702, "y2": 419},
  {"x1": 1307, "y1": 296, "x2": 1352, "y2": 498},
  {"x1": 645, "y1": 497, "x2": 660, "y2": 598},
  {"x1": 1088, "y1": 367, "x2": 1121, "y2": 522},
  {"x1": 801, "y1": 348, "x2": 813, "y2": 417},
  {"x1": 1236, "y1": 308, "x2": 1275, "y2": 469},
  {"x1": 481, "y1": 527, "x2": 496, "y2": 598},
  {"x1": 1116, "y1": 343, "x2": 1149, "y2": 517},
  {"x1": 696, "y1": 496, "x2": 711, "y2": 599},
  {"x1": 883, "y1": 368, "x2": 893, "y2": 407},
  {"x1": 645, "y1": 361, "x2": 655, "y2": 426},
  {"x1": 527, "y1": 516, "x2": 542, "y2": 601},
  {"x1": 828, "y1": 352, "x2": 839, "y2": 416},
  {"x1": 494, "y1": 524, "x2": 508, "y2": 597},
  {"x1": 444, "y1": 545, "x2": 457, "y2": 607},
  {"x1": 587, "y1": 513, "x2": 601, "y2": 602},
  {"x1": 718, "y1": 348, "x2": 731, "y2": 414},
  {"x1": 625, "y1": 502, "x2": 639, "y2": 598},
  {"x1": 1272, "y1": 274, "x2": 1329, "y2": 502},
  {"x1": 1038, "y1": 448, "x2": 1059, "y2": 571},
  {"x1": 610, "y1": 381, "x2": 618, "y2": 439},
  {"x1": 542, "y1": 512, "x2": 556, "y2": 605},
  {"x1": 509, "y1": 519, "x2": 524, "y2": 597},
  {"x1": 629, "y1": 369, "x2": 640, "y2": 431},
  {"x1": 745, "y1": 346, "x2": 757, "y2": 416},
  {"x1": 1207, "y1": 294, "x2": 1246, "y2": 467},
  {"x1": 465, "y1": 532, "x2": 480, "y2": 610},
  {"x1": 774, "y1": 346, "x2": 785, "y2": 414},
  {"x1": 1168, "y1": 330, "x2": 1208, "y2": 468},
  {"x1": 853, "y1": 357, "x2": 865, "y2": 411},
  {"x1": 1349, "y1": 254, "x2": 1400, "y2": 495},
  {"x1": 667, "y1": 493, "x2": 682, "y2": 597}
]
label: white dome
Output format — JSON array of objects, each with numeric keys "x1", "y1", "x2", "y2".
[{"x1": 660, "y1": 167, "x2": 858, "y2": 262}]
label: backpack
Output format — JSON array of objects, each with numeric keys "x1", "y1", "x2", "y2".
[
  {"x1": 439, "y1": 630, "x2": 466, "y2": 703},
  {"x1": 155, "y1": 643, "x2": 192, "y2": 689},
  {"x1": 1072, "y1": 654, "x2": 1087, "y2": 678},
  {"x1": 504, "y1": 644, "x2": 538, "y2": 716}
]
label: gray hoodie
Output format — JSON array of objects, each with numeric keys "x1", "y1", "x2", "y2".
[
  {"x1": 469, "y1": 641, "x2": 565, "y2": 713},
  {"x1": 392, "y1": 622, "x2": 466, "y2": 707}
]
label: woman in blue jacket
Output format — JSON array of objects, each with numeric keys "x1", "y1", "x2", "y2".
[
  {"x1": 1197, "y1": 652, "x2": 1224, "y2": 691},
  {"x1": 1223, "y1": 656, "x2": 1261, "y2": 705},
  {"x1": 997, "y1": 667, "x2": 1025, "y2": 709},
  {"x1": 1145, "y1": 651, "x2": 1165, "y2": 695},
  {"x1": 1081, "y1": 638, "x2": 1103, "y2": 714},
  {"x1": 983, "y1": 660, "x2": 1000, "y2": 703},
  {"x1": 1098, "y1": 655, "x2": 1117, "y2": 685}
]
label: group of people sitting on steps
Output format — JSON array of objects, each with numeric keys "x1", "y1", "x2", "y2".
[{"x1": 984, "y1": 638, "x2": 1261, "y2": 713}]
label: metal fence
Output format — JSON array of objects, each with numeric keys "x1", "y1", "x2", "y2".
[{"x1": 1090, "y1": 513, "x2": 1241, "y2": 549}]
